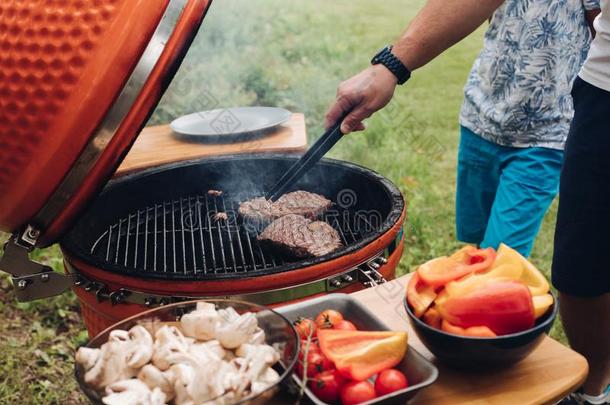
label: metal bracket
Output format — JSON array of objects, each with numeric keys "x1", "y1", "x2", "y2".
[
  {"x1": 0, "y1": 232, "x2": 74, "y2": 302},
  {"x1": 358, "y1": 255, "x2": 388, "y2": 287}
]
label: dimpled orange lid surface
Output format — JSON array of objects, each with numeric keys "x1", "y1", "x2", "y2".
[{"x1": 0, "y1": 0, "x2": 210, "y2": 243}]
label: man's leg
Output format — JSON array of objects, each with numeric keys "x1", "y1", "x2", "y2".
[
  {"x1": 480, "y1": 147, "x2": 563, "y2": 257},
  {"x1": 553, "y1": 77, "x2": 610, "y2": 397},
  {"x1": 559, "y1": 292, "x2": 610, "y2": 396},
  {"x1": 455, "y1": 126, "x2": 500, "y2": 245}
]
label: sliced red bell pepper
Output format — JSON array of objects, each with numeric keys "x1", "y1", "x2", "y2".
[
  {"x1": 441, "y1": 320, "x2": 497, "y2": 337},
  {"x1": 436, "y1": 280, "x2": 535, "y2": 335},
  {"x1": 417, "y1": 247, "x2": 496, "y2": 288},
  {"x1": 317, "y1": 330, "x2": 408, "y2": 381},
  {"x1": 422, "y1": 307, "x2": 442, "y2": 329},
  {"x1": 406, "y1": 272, "x2": 437, "y2": 317}
]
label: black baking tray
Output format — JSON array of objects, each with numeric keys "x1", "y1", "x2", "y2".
[{"x1": 276, "y1": 293, "x2": 438, "y2": 404}]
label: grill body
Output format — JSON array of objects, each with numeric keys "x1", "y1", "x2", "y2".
[{"x1": 61, "y1": 155, "x2": 406, "y2": 336}]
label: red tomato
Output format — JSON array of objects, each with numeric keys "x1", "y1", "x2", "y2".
[
  {"x1": 374, "y1": 369, "x2": 409, "y2": 396},
  {"x1": 297, "y1": 351, "x2": 334, "y2": 378},
  {"x1": 294, "y1": 317, "x2": 317, "y2": 339},
  {"x1": 315, "y1": 309, "x2": 344, "y2": 330},
  {"x1": 333, "y1": 320, "x2": 357, "y2": 331},
  {"x1": 298, "y1": 339, "x2": 321, "y2": 361},
  {"x1": 308, "y1": 370, "x2": 345, "y2": 403},
  {"x1": 340, "y1": 381, "x2": 377, "y2": 405}
]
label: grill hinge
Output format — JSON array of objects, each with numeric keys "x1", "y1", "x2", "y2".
[
  {"x1": 358, "y1": 256, "x2": 389, "y2": 287},
  {"x1": 0, "y1": 230, "x2": 74, "y2": 302}
]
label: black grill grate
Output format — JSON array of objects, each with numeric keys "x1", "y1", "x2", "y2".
[{"x1": 90, "y1": 193, "x2": 371, "y2": 276}]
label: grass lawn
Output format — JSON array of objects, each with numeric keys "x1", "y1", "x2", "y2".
[{"x1": 0, "y1": 0, "x2": 565, "y2": 403}]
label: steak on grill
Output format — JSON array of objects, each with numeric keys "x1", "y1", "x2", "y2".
[
  {"x1": 257, "y1": 214, "x2": 343, "y2": 258},
  {"x1": 238, "y1": 191, "x2": 332, "y2": 223}
]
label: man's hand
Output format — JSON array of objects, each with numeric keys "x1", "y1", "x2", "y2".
[
  {"x1": 325, "y1": 65, "x2": 398, "y2": 134},
  {"x1": 324, "y1": 0, "x2": 505, "y2": 134}
]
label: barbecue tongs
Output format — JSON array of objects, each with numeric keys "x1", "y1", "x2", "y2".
[{"x1": 265, "y1": 115, "x2": 346, "y2": 201}]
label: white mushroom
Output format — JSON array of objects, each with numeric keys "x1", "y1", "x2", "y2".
[
  {"x1": 189, "y1": 341, "x2": 224, "y2": 363},
  {"x1": 215, "y1": 309, "x2": 259, "y2": 349},
  {"x1": 248, "y1": 327, "x2": 266, "y2": 345},
  {"x1": 103, "y1": 379, "x2": 166, "y2": 405},
  {"x1": 169, "y1": 363, "x2": 195, "y2": 405},
  {"x1": 251, "y1": 367, "x2": 280, "y2": 395},
  {"x1": 180, "y1": 303, "x2": 219, "y2": 341},
  {"x1": 126, "y1": 326, "x2": 154, "y2": 368},
  {"x1": 152, "y1": 326, "x2": 189, "y2": 371},
  {"x1": 138, "y1": 364, "x2": 175, "y2": 402},
  {"x1": 168, "y1": 352, "x2": 224, "y2": 404},
  {"x1": 83, "y1": 340, "x2": 137, "y2": 390},
  {"x1": 235, "y1": 344, "x2": 280, "y2": 365},
  {"x1": 76, "y1": 347, "x2": 100, "y2": 371},
  {"x1": 107, "y1": 326, "x2": 154, "y2": 369}
]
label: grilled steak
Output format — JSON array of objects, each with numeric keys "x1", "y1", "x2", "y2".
[
  {"x1": 238, "y1": 191, "x2": 332, "y2": 223},
  {"x1": 257, "y1": 214, "x2": 342, "y2": 258}
]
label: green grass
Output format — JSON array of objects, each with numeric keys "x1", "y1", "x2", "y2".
[{"x1": 0, "y1": 0, "x2": 565, "y2": 402}]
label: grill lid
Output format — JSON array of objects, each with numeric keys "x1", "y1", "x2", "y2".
[{"x1": 0, "y1": 0, "x2": 212, "y2": 247}]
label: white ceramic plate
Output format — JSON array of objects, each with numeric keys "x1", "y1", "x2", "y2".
[{"x1": 170, "y1": 107, "x2": 292, "y2": 139}]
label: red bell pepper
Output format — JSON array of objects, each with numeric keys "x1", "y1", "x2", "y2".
[
  {"x1": 317, "y1": 330, "x2": 408, "y2": 381},
  {"x1": 417, "y1": 247, "x2": 496, "y2": 288},
  {"x1": 406, "y1": 272, "x2": 437, "y2": 317},
  {"x1": 422, "y1": 307, "x2": 442, "y2": 329},
  {"x1": 437, "y1": 280, "x2": 535, "y2": 335},
  {"x1": 441, "y1": 320, "x2": 497, "y2": 337}
]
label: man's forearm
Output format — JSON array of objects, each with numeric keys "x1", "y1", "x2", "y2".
[{"x1": 392, "y1": 0, "x2": 505, "y2": 71}]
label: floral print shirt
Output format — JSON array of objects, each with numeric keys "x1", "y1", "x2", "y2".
[{"x1": 460, "y1": 0, "x2": 599, "y2": 150}]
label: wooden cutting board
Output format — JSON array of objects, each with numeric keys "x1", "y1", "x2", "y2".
[{"x1": 116, "y1": 113, "x2": 308, "y2": 176}]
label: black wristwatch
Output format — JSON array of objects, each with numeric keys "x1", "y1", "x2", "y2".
[{"x1": 371, "y1": 45, "x2": 411, "y2": 85}]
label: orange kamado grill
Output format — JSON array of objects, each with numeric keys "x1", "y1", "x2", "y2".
[{"x1": 0, "y1": 0, "x2": 406, "y2": 336}]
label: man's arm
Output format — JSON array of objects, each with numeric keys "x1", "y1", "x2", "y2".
[
  {"x1": 586, "y1": 9, "x2": 601, "y2": 38},
  {"x1": 325, "y1": 0, "x2": 504, "y2": 133}
]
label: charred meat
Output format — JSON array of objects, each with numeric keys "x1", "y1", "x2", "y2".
[
  {"x1": 257, "y1": 214, "x2": 342, "y2": 258},
  {"x1": 239, "y1": 191, "x2": 332, "y2": 223}
]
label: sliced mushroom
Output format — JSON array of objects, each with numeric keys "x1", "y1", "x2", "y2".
[
  {"x1": 248, "y1": 327, "x2": 266, "y2": 345},
  {"x1": 152, "y1": 326, "x2": 189, "y2": 371},
  {"x1": 189, "y1": 341, "x2": 224, "y2": 363},
  {"x1": 103, "y1": 378, "x2": 166, "y2": 405},
  {"x1": 215, "y1": 309, "x2": 258, "y2": 349},
  {"x1": 125, "y1": 326, "x2": 154, "y2": 368},
  {"x1": 251, "y1": 367, "x2": 280, "y2": 395},
  {"x1": 138, "y1": 364, "x2": 175, "y2": 402},
  {"x1": 235, "y1": 344, "x2": 280, "y2": 365},
  {"x1": 75, "y1": 347, "x2": 100, "y2": 371},
  {"x1": 83, "y1": 341, "x2": 137, "y2": 390},
  {"x1": 168, "y1": 352, "x2": 225, "y2": 404},
  {"x1": 180, "y1": 303, "x2": 219, "y2": 341}
]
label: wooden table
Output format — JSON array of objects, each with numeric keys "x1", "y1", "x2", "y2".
[
  {"x1": 351, "y1": 274, "x2": 588, "y2": 404},
  {"x1": 116, "y1": 113, "x2": 308, "y2": 176}
]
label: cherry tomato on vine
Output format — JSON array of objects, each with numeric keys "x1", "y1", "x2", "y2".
[
  {"x1": 340, "y1": 380, "x2": 377, "y2": 405},
  {"x1": 294, "y1": 317, "x2": 317, "y2": 339},
  {"x1": 374, "y1": 369, "x2": 409, "y2": 396},
  {"x1": 333, "y1": 320, "x2": 357, "y2": 331},
  {"x1": 297, "y1": 351, "x2": 334, "y2": 378},
  {"x1": 315, "y1": 309, "x2": 344, "y2": 329},
  {"x1": 308, "y1": 370, "x2": 345, "y2": 403}
]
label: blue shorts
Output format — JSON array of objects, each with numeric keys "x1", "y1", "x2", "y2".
[{"x1": 456, "y1": 126, "x2": 563, "y2": 257}]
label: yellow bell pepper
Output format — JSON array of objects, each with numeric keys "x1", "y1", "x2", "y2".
[
  {"x1": 491, "y1": 244, "x2": 550, "y2": 296},
  {"x1": 532, "y1": 293, "x2": 554, "y2": 319}
]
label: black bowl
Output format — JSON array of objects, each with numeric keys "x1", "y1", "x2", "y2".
[{"x1": 404, "y1": 292, "x2": 558, "y2": 370}]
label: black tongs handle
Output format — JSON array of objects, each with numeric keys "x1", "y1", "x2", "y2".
[{"x1": 265, "y1": 115, "x2": 346, "y2": 201}]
